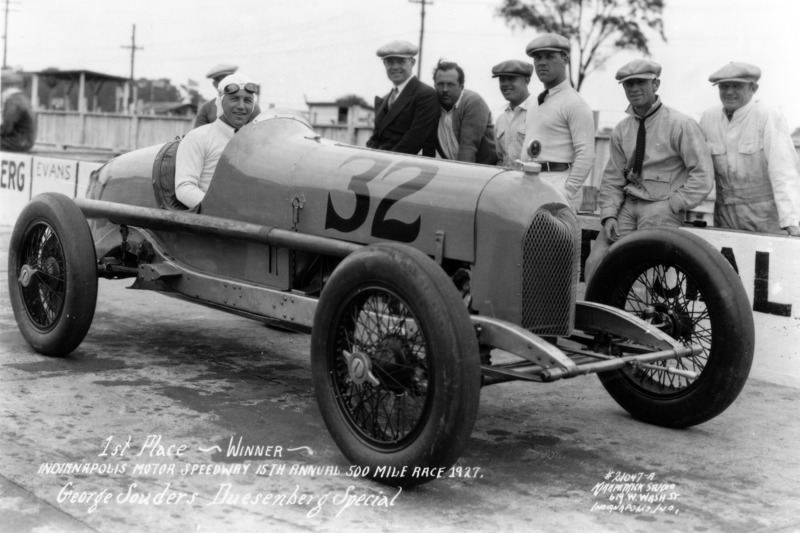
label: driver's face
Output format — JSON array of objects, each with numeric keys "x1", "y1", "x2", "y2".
[{"x1": 221, "y1": 89, "x2": 255, "y2": 129}]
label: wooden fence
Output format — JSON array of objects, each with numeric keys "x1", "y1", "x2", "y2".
[
  {"x1": 34, "y1": 111, "x2": 375, "y2": 154},
  {"x1": 35, "y1": 111, "x2": 194, "y2": 152}
]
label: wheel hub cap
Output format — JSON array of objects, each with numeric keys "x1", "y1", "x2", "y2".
[
  {"x1": 342, "y1": 350, "x2": 380, "y2": 386},
  {"x1": 18, "y1": 264, "x2": 36, "y2": 288}
]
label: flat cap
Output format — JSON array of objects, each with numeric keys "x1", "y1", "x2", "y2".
[
  {"x1": 206, "y1": 63, "x2": 238, "y2": 79},
  {"x1": 492, "y1": 59, "x2": 533, "y2": 78},
  {"x1": 708, "y1": 62, "x2": 761, "y2": 85},
  {"x1": 1, "y1": 69, "x2": 24, "y2": 86},
  {"x1": 525, "y1": 33, "x2": 570, "y2": 56},
  {"x1": 616, "y1": 59, "x2": 662, "y2": 83},
  {"x1": 376, "y1": 40, "x2": 418, "y2": 59}
]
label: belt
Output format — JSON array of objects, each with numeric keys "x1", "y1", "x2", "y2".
[{"x1": 537, "y1": 161, "x2": 571, "y2": 172}]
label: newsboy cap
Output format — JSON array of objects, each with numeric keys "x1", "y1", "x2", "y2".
[
  {"x1": 616, "y1": 59, "x2": 662, "y2": 83},
  {"x1": 492, "y1": 59, "x2": 533, "y2": 78},
  {"x1": 525, "y1": 33, "x2": 570, "y2": 56},
  {"x1": 376, "y1": 40, "x2": 419, "y2": 59},
  {"x1": 708, "y1": 62, "x2": 761, "y2": 85},
  {"x1": 206, "y1": 63, "x2": 238, "y2": 79},
  {"x1": 1, "y1": 69, "x2": 23, "y2": 86}
]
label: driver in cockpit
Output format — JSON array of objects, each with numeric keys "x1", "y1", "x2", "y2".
[{"x1": 175, "y1": 73, "x2": 259, "y2": 209}]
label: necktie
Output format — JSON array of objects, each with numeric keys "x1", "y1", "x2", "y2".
[
  {"x1": 632, "y1": 102, "x2": 662, "y2": 175},
  {"x1": 537, "y1": 89, "x2": 549, "y2": 105},
  {"x1": 388, "y1": 87, "x2": 398, "y2": 109}
]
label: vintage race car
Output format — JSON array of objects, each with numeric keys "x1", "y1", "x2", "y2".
[{"x1": 7, "y1": 111, "x2": 754, "y2": 487}]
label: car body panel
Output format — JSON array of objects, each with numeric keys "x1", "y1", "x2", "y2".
[
  {"x1": 87, "y1": 112, "x2": 577, "y2": 329},
  {"x1": 203, "y1": 115, "x2": 504, "y2": 263}
]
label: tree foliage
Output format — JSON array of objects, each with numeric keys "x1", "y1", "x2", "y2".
[{"x1": 498, "y1": 0, "x2": 667, "y2": 91}]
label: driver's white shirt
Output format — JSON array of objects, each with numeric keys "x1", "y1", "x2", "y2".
[{"x1": 175, "y1": 119, "x2": 236, "y2": 209}]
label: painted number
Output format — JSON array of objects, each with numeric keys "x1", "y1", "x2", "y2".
[
  {"x1": 325, "y1": 156, "x2": 389, "y2": 233},
  {"x1": 325, "y1": 156, "x2": 437, "y2": 243}
]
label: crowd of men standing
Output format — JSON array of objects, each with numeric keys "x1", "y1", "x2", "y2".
[
  {"x1": 153, "y1": 32, "x2": 800, "y2": 250},
  {"x1": 364, "y1": 34, "x2": 800, "y2": 258}
]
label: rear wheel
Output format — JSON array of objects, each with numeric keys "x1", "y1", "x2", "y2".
[
  {"x1": 8, "y1": 193, "x2": 98, "y2": 356},
  {"x1": 586, "y1": 228, "x2": 753, "y2": 428},
  {"x1": 311, "y1": 243, "x2": 480, "y2": 486}
]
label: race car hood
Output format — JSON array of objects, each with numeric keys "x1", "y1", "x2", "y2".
[{"x1": 203, "y1": 111, "x2": 509, "y2": 263}]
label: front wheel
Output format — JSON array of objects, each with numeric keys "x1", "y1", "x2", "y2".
[
  {"x1": 311, "y1": 243, "x2": 480, "y2": 487},
  {"x1": 8, "y1": 193, "x2": 98, "y2": 356},
  {"x1": 586, "y1": 228, "x2": 754, "y2": 428}
]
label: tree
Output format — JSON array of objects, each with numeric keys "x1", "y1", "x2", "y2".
[{"x1": 498, "y1": 0, "x2": 667, "y2": 91}]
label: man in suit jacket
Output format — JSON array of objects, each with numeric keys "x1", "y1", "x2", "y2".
[
  {"x1": 433, "y1": 60, "x2": 497, "y2": 164},
  {"x1": 367, "y1": 40, "x2": 439, "y2": 157}
]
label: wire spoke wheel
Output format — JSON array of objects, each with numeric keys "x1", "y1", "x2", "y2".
[
  {"x1": 586, "y1": 228, "x2": 753, "y2": 428},
  {"x1": 8, "y1": 193, "x2": 98, "y2": 356},
  {"x1": 616, "y1": 264, "x2": 711, "y2": 396},
  {"x1": 330, "y1": 287, "x2": 430, "y2": 448},
  {"x1": 18, "y1": 222, "x2": 68, "y2": 331},
  {"x1": 312, "y1": 243, "x2": 480, "y2": 486}
]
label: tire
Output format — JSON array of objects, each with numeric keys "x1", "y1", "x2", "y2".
[
  {"x1": 8, "y1": 193, "x2": 98, "y2": 356},
  {"x1": 585, "y1": 228, "x2": 754, "y2": 428},
  {"x1": 311, "y1": 243, "x2": 480, "y2": 487}
]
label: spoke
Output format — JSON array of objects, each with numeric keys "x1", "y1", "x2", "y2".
[
  {"x1": 332, "y1": 288, "x2": 428, "y2": 446},
  {"x1": 618, "y1": 263, "x2": 716, "y2": 394}
]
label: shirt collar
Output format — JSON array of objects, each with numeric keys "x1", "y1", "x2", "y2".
[
  {"x1": 505, "y1": 93, "x2": 533, "y2": 112},
  {"x1": 725, "y1": 98, "x2": 756, "y2": 122},
  {"x1": 393, "y1": 75, "x2": 414, "y2": 96},
  {"x1": 1, "y1": 87, "x2": 21, "y2": 105},
  {"x1": 625, "y1": 96, "x2": 663, "y2": 119},
  {"x1": 452, "y1": 90, "x2": 465, "y2": 110},
  {"x1": 547, "y1": 78, "x2": 571, "y2": 96},
  {"x1": 213, "y1": 117, "x2": 238, "y2": 134}
]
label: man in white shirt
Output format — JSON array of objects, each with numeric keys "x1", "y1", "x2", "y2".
[
  {"x1": 492, "y1": 59, "x2": 533, "y2": 167},
  {"x1": 699, "y1": 62, "x2": 800, "y2": 236},
  {"x1": 521, "y1": 33, "x2": 595, "y2": 206},
  {"x1": 175, "y1": 73, "x2": 258, "y2": 209}
]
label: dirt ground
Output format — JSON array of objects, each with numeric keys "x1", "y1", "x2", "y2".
[{"x1": 1, "y1": 228, "x2": 799, "y2": 533}]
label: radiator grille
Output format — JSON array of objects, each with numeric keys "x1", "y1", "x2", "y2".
[{"x1": 521, "y1": 204, "x2": 580, "y2": 336}]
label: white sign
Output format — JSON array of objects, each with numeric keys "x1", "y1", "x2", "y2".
[
  {"x1": 0, "y1": 152, "x2": 33, "y2": 226},
  {"x1": 30, "y1": 156, "x2": 78, "y2": 199}
]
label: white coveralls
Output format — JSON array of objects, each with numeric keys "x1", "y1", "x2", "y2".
[{"x1": 699, "y1": 99, "x2": 800, "y2": 233}]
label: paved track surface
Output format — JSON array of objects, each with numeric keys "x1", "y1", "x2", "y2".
[{"x1": 1, "y1": 229, "x2": 799, "y2": 533}]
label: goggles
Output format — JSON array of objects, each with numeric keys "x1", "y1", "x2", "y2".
[{"x1": 223, "y1": 82, "x2": 259, "y2": 95}]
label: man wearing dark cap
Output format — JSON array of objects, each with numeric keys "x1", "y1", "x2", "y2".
[
  {"x1": 367, "y1": 40, "x2": 439, "y2": 157},
  {"x1": 492, "y1": 59, "x2": 533, "y2": 167},
  {"x1": 1, "y1": 70, "x2": 36, "y2": 152},
  {"x1": 699, "y1": 62, "x2": 800, "y2": 236},
  {"x1": 521, "y1": 33, "x2": 595, "y2": 205},
  {"x1": 432, "y1": 59, "x2": 496, "y2": 164},
  {"x1": 585, "y1": 59, "x2": 713, "y2": 282}
]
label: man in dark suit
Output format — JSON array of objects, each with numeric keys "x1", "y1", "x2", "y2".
[
  {"x1": 432, "y1": 60, "x2": 497, "y2": 164},
  {"x1": 367, "y1": 40, "x2": 439, "y2": 157}
]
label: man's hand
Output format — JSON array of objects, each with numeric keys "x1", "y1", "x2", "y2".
[
  {"x1": 603, "y1": 217, "x2": 621, "y2": 243},
  {"x1": 785, "y1": 225, "x2": 800, "y2": 237}
]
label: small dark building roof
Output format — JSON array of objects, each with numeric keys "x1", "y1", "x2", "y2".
[
  {"x1": 28, "y1": 69, "x2": 130, "y2": 84},
  {"x1": 306, "y1": 94, "x2": 374, "y2": 111},
  {"x1": 143, "y1": 101, "x2": 197, "y2": 114}
]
